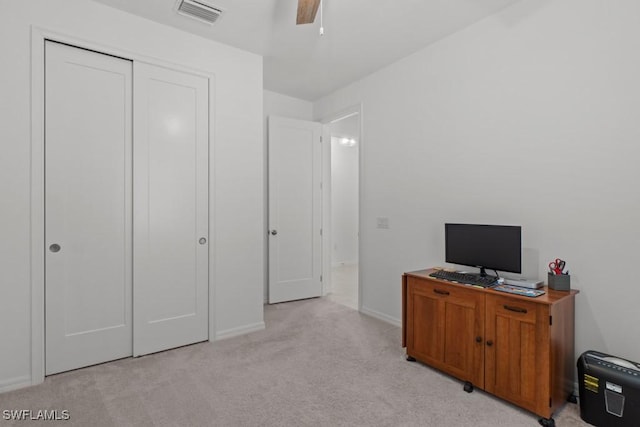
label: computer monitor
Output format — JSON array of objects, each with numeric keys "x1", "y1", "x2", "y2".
[{"x1": 445, "y1": 223, "x2": 521, "y2": 276}]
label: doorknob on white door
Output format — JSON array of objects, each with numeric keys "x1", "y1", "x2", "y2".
[
  {"x1": 49, "y1": 243, "x2": 61, "y2": 253},
  {"x1": 270, "y1": 230, "x2": 278, "y2": 236}
]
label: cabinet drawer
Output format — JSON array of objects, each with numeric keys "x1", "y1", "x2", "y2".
[
  {"x1": 488, "y1": 294, "x2": 537, "y2": 323},
  {"x1": 408, "y1": 276, "x2": 478, "y2": 302}
]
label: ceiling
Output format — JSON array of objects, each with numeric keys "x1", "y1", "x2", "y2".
[{"x1": 91, "y1": 0, "x2": 520, "y2": 101}]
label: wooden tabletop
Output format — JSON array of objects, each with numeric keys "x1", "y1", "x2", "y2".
[{"x1": 404, "y1": 268, "x2": 579, "y2": 305}]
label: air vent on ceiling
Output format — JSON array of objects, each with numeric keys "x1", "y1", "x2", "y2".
[{"x1": 177, "y1": 0, "x2": 223, "y2": 25}]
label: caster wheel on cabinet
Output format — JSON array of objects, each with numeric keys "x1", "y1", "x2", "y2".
[
  {"x1": 406, "y1": 355, "x2": 416, "y2": 362},
  {"x1": 538, "y1": 417, "x2": 555, "y2": 427},
  {"x1": 463, "y1": 381, "x2": 474, "y2": 393}
]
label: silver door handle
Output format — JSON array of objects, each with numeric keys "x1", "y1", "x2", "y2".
[
  {"x1": 270, "y1": 230, "x2": 278, "y2": 236},
  {"x1": 49, "y1": 244, "x2": 61, "y2": 253}
]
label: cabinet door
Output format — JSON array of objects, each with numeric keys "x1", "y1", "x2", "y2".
[
  {"x1": 485, "y1": 294, "x2": 550, "y2": 416},
  {"x1": 406, "y1": 278, "x2": 484, "y2": 387}
]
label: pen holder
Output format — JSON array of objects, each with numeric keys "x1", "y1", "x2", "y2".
[{"x1": 548, "y1": 273, "x2": 570, "y2": 291}]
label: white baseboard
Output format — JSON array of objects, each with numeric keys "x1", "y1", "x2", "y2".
[
  {"x1": 214, "y1": 321, "x2": 265, "y2": 341},
  {"x1": 0, "y1": 375, "x2": 32, "y2": 393},
  {"x1": 360, "y1": 306, "x2": 401, "y2": 328}
]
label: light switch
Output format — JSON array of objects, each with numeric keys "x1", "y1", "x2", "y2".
[{"x1": 376, "y1": 217, "x2": 389, "y2": 229}]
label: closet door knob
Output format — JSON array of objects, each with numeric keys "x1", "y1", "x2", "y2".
[
  {"x1": 270, "y1": 230, "x2": 278, "y2": 236},
  {"x1": 199, "y1": 237, "x2": 207, "y2": 245},
  {"x1": 49, "y1": 244, "x2": 61, "y2": 253}
]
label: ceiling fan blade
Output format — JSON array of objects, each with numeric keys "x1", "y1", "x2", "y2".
[{"x1": 296, "y1": 0, "x2": 321, "y2": 25}]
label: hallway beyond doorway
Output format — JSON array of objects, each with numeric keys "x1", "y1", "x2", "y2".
[{"x1": 327, "y1": 263, "x2": 358, "y2": 310}]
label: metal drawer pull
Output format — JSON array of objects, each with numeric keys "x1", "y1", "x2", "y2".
[
  {"x1": 504, "y1": 305, "x2": 527, "y2": 314},
  {"x1": 434, "y1": 289, "x2": 450, "y2": 296}
]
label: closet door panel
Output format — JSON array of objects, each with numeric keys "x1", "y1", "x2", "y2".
[
  {"x1": 45, "y1": 41, "x2": 133, "y2": 374},
  {"x1": 133, "y1": 62, "x2": 209, "y2": 356}
]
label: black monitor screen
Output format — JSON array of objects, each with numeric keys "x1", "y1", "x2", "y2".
[{"x1": 445, "y1": 223, "x2": 521, "y2": 274}]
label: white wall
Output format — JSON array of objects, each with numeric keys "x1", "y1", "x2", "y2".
[
  {"x1": 0, "y1": 0, "x2": 264, "y2": 391},
  {"x1": 263, "y1": 91, "x2": 314, "y2": 301},
  {"x1": 264, "y1": 90, "x2": 314, "y2": 122},
  {"x1": 314, "y1": 0, "x2": 640, "y2": 361}
]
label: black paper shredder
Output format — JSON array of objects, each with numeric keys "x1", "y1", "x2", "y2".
[{"x1": 578, "y1": 350, "x2": 640, "y2": 427}]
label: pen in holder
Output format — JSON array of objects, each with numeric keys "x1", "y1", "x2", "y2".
[{"x1": 548, "y1": 272, "x2": 570, "y2": 291}]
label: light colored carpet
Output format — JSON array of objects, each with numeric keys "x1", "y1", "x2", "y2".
[{"x1": 0, "y1": 298, "x2": 588, "y2": 426}]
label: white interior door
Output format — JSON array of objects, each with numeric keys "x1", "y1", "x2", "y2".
[
  {"x1": 133, "y1": 62, "x2": 209, "y2": 356},
  {"x1": 45, "y1": 41, "x2": 133, "y2": 375},
  {"x1": 268, "y1": 116, "x2": 322, "y2": 303}
]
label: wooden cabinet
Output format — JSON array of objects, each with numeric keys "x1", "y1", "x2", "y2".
[{"x1": 402, "y1": 270, "x2": 578, "y2": 421}]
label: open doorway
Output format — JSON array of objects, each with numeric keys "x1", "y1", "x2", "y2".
[{"x1": 326, "y1": 113, "x2": 359, "y2": 310}]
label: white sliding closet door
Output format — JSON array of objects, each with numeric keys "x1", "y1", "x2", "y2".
[
  {"x1": 45, "y1": 41, "x2": 133, "y2": 375},
  {"x1": 133, "y1": 62, "x2": 209, "y2": 356}
]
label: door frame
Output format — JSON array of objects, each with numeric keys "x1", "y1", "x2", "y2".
[
  {"x1": 319, "y1": 104, "x2": 363, "y2": 311},
  {"x1": 30, "y1": 26, "x2": 216, "y2": 386}
]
